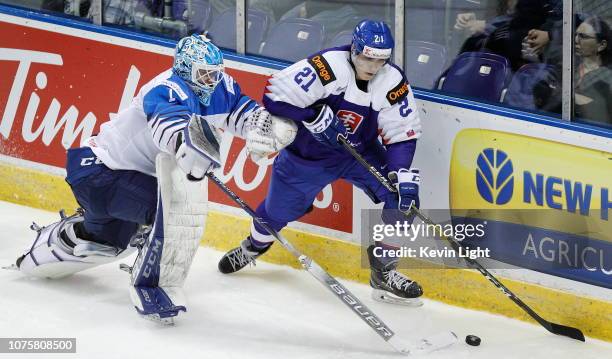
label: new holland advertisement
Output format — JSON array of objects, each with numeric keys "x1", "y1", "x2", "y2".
[{"x1": 449, "y1": 129, "x2": 611, "y2": 288}]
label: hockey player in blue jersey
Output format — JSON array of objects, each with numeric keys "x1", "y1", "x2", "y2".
[
  {"x1": 14, "y1": 34, "x2": 292, "y2": 322},
  {"x1": 218, "y1": 20, "x2": 424, "y2": 305}
]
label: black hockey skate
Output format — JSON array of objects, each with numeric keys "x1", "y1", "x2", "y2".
[
  {"x1": 218, "y1": 237, "x2": 271, "y2": 274},
  {"x1": 368, "y1": 245, "x2": 424, "y2": 307}
]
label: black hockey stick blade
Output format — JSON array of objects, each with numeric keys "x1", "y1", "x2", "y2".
[
  {"x1": 548, "y1": 322, "x2": 585, "y2": 342},
  {"x1": 338, "y1": 138, "x2": 587, "y2": 343}
]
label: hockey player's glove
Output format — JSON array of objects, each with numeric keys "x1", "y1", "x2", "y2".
[
  {"x1": 245, "y1": 108, "x2": 276, "y2": 162},
  {"x1": 175, "y1": 115, "x2": 222, "y2": 181},
  {"x1": 303, "y1": 104, "x2": 348, "y2": 149},
  {"x1": 389, "y1": 168, "x2": 420, "y2": 213},
  {"x1": 245, "y1": 108, "x2": 297, "y2": 163}
]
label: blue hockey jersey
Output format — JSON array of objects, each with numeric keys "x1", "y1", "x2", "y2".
[{"x1": 85, "y1": 69, "x2": 259, "y2": 176}]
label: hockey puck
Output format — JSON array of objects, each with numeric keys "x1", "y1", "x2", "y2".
[{"x1": 465, "y1": 335, "x2": 481, "y2": 346}]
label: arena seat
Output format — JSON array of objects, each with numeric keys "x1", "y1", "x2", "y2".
[
  {"x1": 437, "y1": 52, "x2": 511, "y2": 102},
  {"x1": 501, "y1": 63, "x2": 559, "y2": 110},
  {"x1": 404, "y1": 41, "x2": 447, "y2": 89},
  {"x1": 207, "y1": 8, "x2": 271, "y2": 53},
  {"x1": 260, "y1": 18, "x2": 325, "y2": 62},
  {"x1": 328, "y1": 30, "x2": 353, "y2": 48}
]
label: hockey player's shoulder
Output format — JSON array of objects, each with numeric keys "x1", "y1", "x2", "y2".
[
  {"x1": 150, "y1": 69, "x2": 191, "y2": 102},
  {"x1": 372, "y1": 63, "x2": 411, "y2": 108},
  {"x1": 305, "y1": 47, "x2": 351, "y2": 87},
  {"x1": 219, "y1": 72, "x2": 237, "y2": 95}
]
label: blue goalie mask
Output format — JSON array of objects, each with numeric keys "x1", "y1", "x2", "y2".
[
  {"x1": 173, "y1": 34, "x2": 225, "y2": 106},
  {"x1": 351, "y1": 20, "x2": 394, "y2": 60}
]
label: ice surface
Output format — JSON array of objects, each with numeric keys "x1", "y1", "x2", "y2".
[{"x1": 0, "y1": 201, "x2": 609, "y2": 359}]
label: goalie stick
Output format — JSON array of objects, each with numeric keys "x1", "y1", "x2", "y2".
[
  {"x1": 338, "y1": 136, "x2": 586, "y2": 342},
  {"x1": 206, "y1": 172, "x2": 457, "y2": 355}
]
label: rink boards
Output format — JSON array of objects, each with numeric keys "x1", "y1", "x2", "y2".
[{"x1": 0, "y1": 6, "x2": 611, "y2": 341}]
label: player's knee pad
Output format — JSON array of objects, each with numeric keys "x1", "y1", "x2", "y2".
[{"x1": 18, "y1": 211, "x2": 134, "y2": 279}]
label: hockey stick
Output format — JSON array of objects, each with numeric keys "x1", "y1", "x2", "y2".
[
  {"x1": 338, "y1": 136, "x2": 586, "y2": 342},
  {"x1": 206, "y1": 172, "x2": 457, "y2": 355}
]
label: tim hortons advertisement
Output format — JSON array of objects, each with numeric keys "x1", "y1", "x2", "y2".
[{"x1": 0, "y1": 21, "x2": 352, "y2": 233}]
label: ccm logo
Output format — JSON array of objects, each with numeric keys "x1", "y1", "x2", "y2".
[
  {"x1": 307, "y1": 55, "x2": 336, "y2": 85},
  {"x1": 80, "y1": 157, "x2": 103, "y2": 166},
  {"x1": 386, "y1": 82, "x2": 409, "y2": 105}
]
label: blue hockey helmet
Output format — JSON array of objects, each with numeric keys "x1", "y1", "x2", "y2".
[
  {"x1": 351, "y1": 20, "x2": 394, "y2": 60},
  {"x1": 173, "y1": 34, "x2": 225, "y2": 106}
]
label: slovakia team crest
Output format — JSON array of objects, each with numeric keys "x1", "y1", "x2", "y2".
[{"x1": 336, "y1": 110, "x2": 364, "y2": 134}]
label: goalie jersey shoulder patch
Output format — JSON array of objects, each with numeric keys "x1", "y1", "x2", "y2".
[{"x1": 307, "y1": 53, "x2": 336, "y2": 86}]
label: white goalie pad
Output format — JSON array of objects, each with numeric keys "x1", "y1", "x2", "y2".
[
  {"x1": 18, "y1": 213, "x2": 134, "y2": 279},
  {"x1": 129, "y1": 152, "x2": 209, "y2": 322}
]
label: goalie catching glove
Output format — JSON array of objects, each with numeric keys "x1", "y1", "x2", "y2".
[
  {"x1": 175, "y1": 115, "x2": 222, "y2": 180},
  {"x1": 244, "y1": 108, "x2": 297, "y2": 163}
]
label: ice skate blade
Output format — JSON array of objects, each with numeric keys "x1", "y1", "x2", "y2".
[
  {"x1": 372, "y1": 289, "x2": 423, "y2": 307},
  {"x1": 140, "y1": 313, "x2": 175, "y2": 326}
]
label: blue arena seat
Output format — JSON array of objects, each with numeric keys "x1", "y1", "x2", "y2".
[
  {"x1": 173, "y1": 0, "x2": 212, "y2": 33},
  {"x1": 328, "y1": 30, "x2": 353, "y2": 48},
  {"x1": 501, "y1": 63, "x2": 559, "y2": 110},
  {"x1": 437, "y1": 52, "x2": 511, "y2": 102},
  {"x1": 207, "y1": 8, "x2": 271, "y2": 53},
  {"x1": 404, "y1": 41, "x2": 447, "y2": 89},
  {"x1": 259, "y1": 18, "x2": 325, "y2": 62}
]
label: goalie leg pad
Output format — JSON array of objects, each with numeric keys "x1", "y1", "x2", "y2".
[
  {"x1": 18, "y1": 212, "x2": 132, "y2": 279},
  {"x1": 129, "y1": 153, "x2": 208, "y2": 322}
]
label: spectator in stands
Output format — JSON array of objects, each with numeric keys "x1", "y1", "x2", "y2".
[
  {"x1": 454, "y1": 0, "x2": 516, "y2": 36},
  {"x1": 574, "y1": 15, "x2": 612, "y2": 125},
  {"x1": 455, "y1": 0, "x2": 517, "y2": 54},
  {"x1": 454, "y1": 0, "x2": 561, "y2": 71},
  {"x1": 522, "y1": 0, "x2": 563, "y2": 65}
]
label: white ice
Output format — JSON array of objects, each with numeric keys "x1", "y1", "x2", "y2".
[{"x1": 0, "y1": 201, "x2": 610, "y2": 359}]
